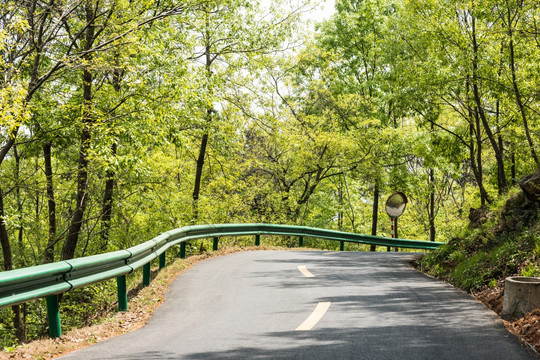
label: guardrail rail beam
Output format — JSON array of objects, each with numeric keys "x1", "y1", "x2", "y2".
[{"x1": 0, "y1": 223, "x2": 445, "y2": 340}]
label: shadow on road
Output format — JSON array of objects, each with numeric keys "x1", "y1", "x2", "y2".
[{"x1": 108, "y1": 323, "x2": 535, "y2": 360}]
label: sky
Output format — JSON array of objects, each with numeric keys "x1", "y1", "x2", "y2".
[
  {"x1": 259, "y1": 0, "x2": 336, "y2": 26},
  {"x1": 308, "y1": 0, "x2": 336, "y2": 22}
]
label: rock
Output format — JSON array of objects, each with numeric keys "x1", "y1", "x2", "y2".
[
  {"x1": 519, "y1": 170, "x2": 540, "y2": 202},
  {"x1": 499, "y1": 192, "x2": 538, "y2": 234},
  {"x1": 468, "y1": 206, "x2": 490, "y2": 228}
]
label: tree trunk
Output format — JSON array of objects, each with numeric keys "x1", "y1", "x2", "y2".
[
  {"x1": 474, "y1": 109, "x2": 489, "y2": 206},
  {"x1": 43, "y1": 142, "x2": 56, "y2": 263},
  {"x1": 62, "y1": 71, "x2": 92, "y2": 260},
  {"x1": 62, "y1": 2, "x2": 95, "y2": 260},
  {"x1": 496, "y1": 100, "x2": 506, "y2": 195},
  {"x1": 470, "y1": 16, "x2": 508, "y2": 193},
  {"x1": 13, "y1": 146, "x2": 25, "y2": 266},
  {"x1": 337, "y1": 175, "x2": 343, "y2": 231},
  {"x1": 429, "y1": 168, "x2": 436, "y2": 242},
  {"x1": 192, "y1": 132, "x2": 209, "y2": 222},
  {"x1": 495, "y1": 41, "x2": 507, "y2": 194},
  {"x1": 507, "y1": 31, "x2": 539, "y2": 167},
  {"x1": 466, "y1": 76, "x2": 490, "y2": 205},
  {"x1": 0, "y1": 188, "x2": 26, "y2": 342},
  {"x1": 192, "y1": 41, "x2": 213, "y2": 222},
  {"x1": 469, "y1": 113, "x2": 490, "y2": 205},
  {"x1": 100, "y1": 142, "x2": 117, "y2": 251},
  {"x1": 370, "y1": 181, "x2": 379, "y2": 251},
  {"x1": 0, "y1": 188, "x2": 12, "y2": 272},
  {"x1": 12, "y1": 305, "x2": 26, "y2": 344},
  {"x1": 511, "y1": 149, "x2": 516, "y2": 184}
]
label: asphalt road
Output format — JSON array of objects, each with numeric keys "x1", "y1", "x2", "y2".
[{"x1": 60, "y1": 251, "x2": 537, "y2": 359}]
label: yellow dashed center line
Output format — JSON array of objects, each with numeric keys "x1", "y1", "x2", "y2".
[
  {"x1": 295, "y1": 302, "x2": 331, "y2": 331},
  {"x1": 298, "y1": 265, "x2": 315, "y2": 278}
]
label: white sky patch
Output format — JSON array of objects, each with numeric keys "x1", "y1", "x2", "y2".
[
  {"x1": 258, "y1": 0, "x2": 335, "y2": 27},
  {"x1": 307, "y1": 0, "x2": 336, "y2": 23}
]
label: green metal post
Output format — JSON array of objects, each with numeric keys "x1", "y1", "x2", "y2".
[
  {"x1": 117, "y1": 275, "x2": 128, "y2": 311},
  {"x1": 340, "y1": 241, "x2": 345, "y2": 251},
  {"x1": 299, "y1": 236, "x2": 303, "y2": 247},
  {"x1": 179, "y1": 242, "x2": 186, "y2": 259},
  {"x1": 46, "y1": 295, "x2": 62, "y2": 338},
  {"x1": 143, "y1": 262, "x2": 151, "y2": 287},
  {"x1": 159, "y1": 252, "x2": 166, "y2": 269},
  {"x1": 213, "y1": 237, "x2": 219, "y2": 251},
  {"x1": 255, "y1": 234, "x2": 260, "y2": 246},
  {"x1": 387, "y1": 246, "x2": 391, "y2": 252}
]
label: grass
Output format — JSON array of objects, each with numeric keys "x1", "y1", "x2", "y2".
[{"x1": 418, "y1": 189, "x2": 540, "y2": 292}]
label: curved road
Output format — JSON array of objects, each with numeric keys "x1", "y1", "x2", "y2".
[{"x1": 60, "y1": 251, "x2": 536, "y2": 359}]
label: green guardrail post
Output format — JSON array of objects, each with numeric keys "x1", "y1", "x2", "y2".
[
  {"x1": 387, "y1": 246, "x2": 391, "y2": 252},
  {"x1": 159, "y1": 252, "x2": 166, "y2": 269},
  {"x1": 340, "y1": 241, "x2": 345, "y2": 251},
  {"x1": 213, "y1": 237, "x2": 219, "y2": 251},
  {"x1": 143, "y1": 262, "x2": 151, "y2": 287},
  {"x1": 117, "y1": 275, "x2": 128, "y2": 311},
  {"x1": 299, "y1": 236, "x2": 303, "y2": 247},
  {"x1": 179, "y1": 242, "x2": 186, "y2": 259},
  {"x1": 255, "y1": 234, "x2": 260, "y2": 246},
  {"x1": 46, "y1": 295, "x2": 62, "y2": 338}
]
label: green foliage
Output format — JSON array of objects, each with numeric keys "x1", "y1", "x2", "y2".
[{"x1": 419, "y1": 189, "x2": 539, "y2": 292}]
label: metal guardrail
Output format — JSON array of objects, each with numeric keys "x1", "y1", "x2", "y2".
[{"x1": 0, "y1": 223, "x2": 444, "y2": 338}]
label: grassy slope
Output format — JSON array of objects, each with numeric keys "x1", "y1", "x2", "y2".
[{"x1": 417, "y1": 187, "x2": 540, "y2": 351}]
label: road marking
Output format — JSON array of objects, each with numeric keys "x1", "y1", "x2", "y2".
[
  {"x1": 323, "y1": 252, "x2": 338, "y2": 255},
  {"x1": 298, "y1": 265, "x2": 315, "y2": 278},
  {"x1": 295, "y1": 302, "x2": 331, "y2": 331}
]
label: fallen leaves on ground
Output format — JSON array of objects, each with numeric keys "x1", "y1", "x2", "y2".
[{"x1": 474, "y1": 283, "x2": 540, "y2": 354}]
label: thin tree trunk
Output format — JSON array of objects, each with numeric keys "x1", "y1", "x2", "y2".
[
  {"x1": 470, "y1": 16, "x2": 508, "y2": 193},
  {"x1": 507, "y1": 30, "x2": 539, "y2": 167},
  {"x1": 429, "y1": 168, "x2": 435, "y2": 242},
  {"x1": 370, "y1": 181, "x2": 379, "y2": 251},
  {"x1": 474, "y1": 109, "x2": 488, "y2": 206},
  {"x1": 338, "y1": 175, "x2": 343, "y2": 231},
  {"x1": 99, "y1": 58, "x2": 123, "y2": 251},
  {"x1": 12, "y1": 305, "x2": 26, "y2": 344},
  {"x1": 495, "y1": 40, "x2": 507, "y2": 194},
  {"x1": 192, "y1": 40, "x2": 213, "y2": 222},
  {"x1": 62, "y1": 71, "x2": 92, "y2": 260},
  {"x1": 13, "y1": 146, "x2": 25, "y2": 266},
  {"x1": 0, "y1": 188, "x2": 26, "y2": 342},
  {"x1": 0, "y1": 188, "x2": 12, "y2": 272},
  {"x1": 496, "y1": 100, "x2": 506, "y2": 195},
  {"x1": 466, "y1": 77, "x2": 490, "y2": 205},
  {"x1": 469, "y1": 115, "x2": 489, "y2": 205},
  {"x1": 62, "y1": 2, "x2": 94, "y2": 260},
  {"x1": 511, "y1": 149, "x2": 516, "y2": 184},
  {"x1": 100, "y1": 142, "x2": 117, "y2": 251},
  {"x1": 192, "y1": 132, "x2": 209, "y2": 222},
  {"x1": 43, "y1": 142, "x2": 56, "y2": 263}
]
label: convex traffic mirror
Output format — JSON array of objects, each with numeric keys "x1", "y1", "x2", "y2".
[{"x1": 385, "y1": 192, "x2": 408, "y2": 218}]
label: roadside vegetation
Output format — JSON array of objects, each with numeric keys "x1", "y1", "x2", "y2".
[{"x1": 418, "y1": 187, "x2": 540, "y2": 352}]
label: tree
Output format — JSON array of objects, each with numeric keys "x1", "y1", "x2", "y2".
[{"x1": 183, "y1": 0, "x2": 309, "y2": 221}]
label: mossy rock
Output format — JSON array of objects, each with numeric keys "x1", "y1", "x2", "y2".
[{"x1": 499, "y1": 192, "x2": 538, "y2": 235}]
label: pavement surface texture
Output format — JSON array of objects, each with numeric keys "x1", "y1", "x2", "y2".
[{"x1": 59, "y1": 251, "x2": 537, "y2": 359}]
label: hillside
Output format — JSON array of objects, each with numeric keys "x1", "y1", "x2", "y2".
[{"x1": 417, "y1": 187, "x2": 540, "y2": 352}]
